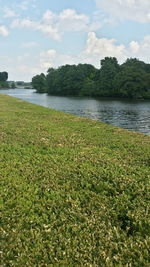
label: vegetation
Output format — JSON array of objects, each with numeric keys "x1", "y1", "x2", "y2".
[
  {"x1": 1, "y1": 94, "x2": 150, "y2": 266},
  {"x1": 32, "y1": 57, "x2": 150, "y2": 99},
  {"x1": 16, "y1": 81, "x2": 32, "y2": 88},
  {"x1": 32, "y1": 73, "x2": 46, "y2": 93},
  {"x1": 0, "y1": 71, "x2": 9, "y2": 89},
  {"x1": 11, "y1": 82, "x2": 16, "y2": 89},
  {"x1": 0, "y1": 78, "x2": 32, "y2": 89}
]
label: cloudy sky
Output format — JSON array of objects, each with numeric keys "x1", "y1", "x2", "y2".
[{"x1": 0, "y1": 0, "x2": 150, "y2": 81}]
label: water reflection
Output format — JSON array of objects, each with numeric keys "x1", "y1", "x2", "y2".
[{"x1": 0, "y1": 88, "x2": 150, "y2": 135}]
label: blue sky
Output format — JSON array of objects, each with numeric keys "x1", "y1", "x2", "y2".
[{"x1": 0, "y1": 0, "x2": 150, "y2": 81}]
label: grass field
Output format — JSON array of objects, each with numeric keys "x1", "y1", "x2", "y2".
[{"x1": 1, "y1": 94, "x2": 150, "y2": 266}]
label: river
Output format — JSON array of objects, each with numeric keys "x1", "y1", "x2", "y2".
[{"x1": 0, "y1": 88, "x2": 150, "y2": 135}]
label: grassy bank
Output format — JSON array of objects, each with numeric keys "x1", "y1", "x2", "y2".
[{"x1": 1, "y1": 94, "x2": 150, "y2": 266}]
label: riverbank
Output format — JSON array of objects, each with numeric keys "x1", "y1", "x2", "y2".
[
  {"x1": 1, "y1": 94, "x2": 150, "y2": 266},
  {"x1": 1, "y1": 88, "x2": 150, "y2": 135}
]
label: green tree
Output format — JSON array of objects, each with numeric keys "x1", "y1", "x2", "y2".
[
  {"x1": 32, "y1": 73, "x2": 47, "y2": 93},
  {"x1": 46, "y1": 64, "x2": 97, "y2": 96},
  {"x1": 0, "y1": 72, "x2": 8, "y2": 82},
  {"x1": 80, "y1": 77, "x2": 96, "y2": 96},
  {"x1": 11, "y1": 82, "x2": 16, "y2": 89},
  {"x1": 31, "y1": 57, "x2": 150, "y2": 99},
  {"x1": 97, "y1": 57, "x2": 120, "y2": 96},
  {"x1": 113, "y1": 58, "x2": 150, "y2": 98}
]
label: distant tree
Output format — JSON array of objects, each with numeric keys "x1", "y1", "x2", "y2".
[
  {"x1": 97, "y1": 57, "x2": 120, "y2": 96},
  {"x1": 31, "y1": 57, "x2": 150, "y2": 99},
  {"x1": 32, "y1": 73, "x2": 47, "y2": 93},
  {"x1": 11, "y1": 82, "x2": 16, "y2": 89},
  {"x1": 0, "y1": 72, "x2": 8, "y2": 82},
  {"x1": 16, "y1": 81, "x2": 24, "y2": 86},
  {"x1": 46, "y1": 64, "x2": 97, "y2": 96},
  {"x1": 113, "y1": 58, "x2": 150, "y2": 98}
]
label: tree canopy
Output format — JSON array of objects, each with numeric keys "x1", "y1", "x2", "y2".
[
  {"x1": 32, "y1": 73, "x2": 46, "y2": 93},
  {"x1": 0, "y1": 72, "x2": 8, "y2": 82},
  {"x1": 31, "y1": 58, "x2": 150, "y2": 99},
  {"x1": 0, "y1": 71, "x2": 9, "y2": 88}
]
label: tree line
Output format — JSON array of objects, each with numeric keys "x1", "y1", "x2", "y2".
[
  {"x1": 32, "y1": 57, "x2": 150, "y2": 99},
  {"x1": 0, "y1": 72, "x2": 9, "y2": 88}
]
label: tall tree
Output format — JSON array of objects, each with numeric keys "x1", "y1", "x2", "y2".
[
  {"x1": 0, "y1": 72, "x2": 8, "y2": 82},
  {"x1": 32, "y1": 73, "x2": 47, "y2": 93},
  {"x1": 97, "y1": 57, "x2": 120, "y2": 96},
  {"x1": 46, "y1": 64, "x2": 97, "y2": 96},
  {"x1": 113, "y1": 58, "x2": 150, "y2": 98}
]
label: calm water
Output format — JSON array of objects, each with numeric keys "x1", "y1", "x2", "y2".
[{"x1": 1, "y1": 88, "x2": 150, "y2": 135}]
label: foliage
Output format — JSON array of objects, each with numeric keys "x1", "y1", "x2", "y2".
[
  {"x1": 95, "y1": 57, "x2": 120, "y2": 97},
  {"x1": 0, "y1": 71, "x2": 8, "y2": 82},
  {"x1": 113, "y1": 58, "x2": 150, "y2": 98},
  {"x1": 32, "y1": 73, "x2": 47, "y2": 93},
  {"x1": 46, "y1": 64, "x2": 97, "y2": 96},
  {"x1": 0, "y1": 81, "x2": 9, "y2": 89},
  {"x1": 1, "y1": 94, "x2": 150, "y2": 266},
  {"x1": 16, "y1": 81, "x2": 24, "y2": 86},
  {"x1": 31, "y1": 57, "x2": 150, "y2": 99},
  {"x1": 11, "y1": 82, "x2": 16, "y2": 89},
  {"x1": 0, "y1": 71, "x2": 9, "y2": 88}
]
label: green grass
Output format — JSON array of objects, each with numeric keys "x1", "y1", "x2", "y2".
[{"x1": 0, "y1": 94, "x2": 150, "y2": 266}]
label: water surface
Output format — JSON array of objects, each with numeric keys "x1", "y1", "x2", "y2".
[{"x1": 1, "y1": 88, "x2": 150, "y2": 135}]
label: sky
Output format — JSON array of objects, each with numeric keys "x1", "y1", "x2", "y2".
[{"x1": 0, "y1": 0, "x2": 150, "y2": 82}]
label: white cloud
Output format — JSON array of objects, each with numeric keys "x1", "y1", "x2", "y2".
[
  {"x1": 128, "y1": 35, "x2": 150, "y2": 60},
  {"x1": 3, "y1": 7, "x2": 17, "y2": 18},
  {"x1": 58, "y1": 9, "x2": 89, "y2": 32},
  {"x1": 2, "y1": 32, "x2": 149, "y2": 81},
  {"x1": 39, "y1": 49, "x2": 80, "y2": 72},
  {"x1": 96, "y1": 0, "x2": 150, "y2": 22},
  {"x1": 84, "y1": 32, "x2": 150, "y2": 65},
  {"x1": 39, "y1": 33, "x2": 150, "y2": 73},
  {"x1": 42, "y1": 10, "x2": 56, "y2": 23},
  {"x1": 10, "y1": 17, "x2": 59, "y2": 40},
  {"x1": 0, "y1": 25, "x2": 9, "y2": 37},
  {"x1": 84, "y1": 32, "x2": 127, "y2": 64},
  {"x1": 40, "y1": 49, "x2": 57, "y2": 69},
  {"x1": 35, "y1": 33, "x2": 150, "y2": 80},
  {"x1": 129, "y1": 41, "x2": 140, "y2": 53},
  {"x1": 39, "y1": 48, "x2": 86, "y2": 73},
  {"x1": 11, "y1": 18, "x2": 36, "y2": 28},
  {"x1": 37, "y1": 24, "x2": 60, "y2": 41},
  {"x1": 10, "y1": 9, "x2": 101, "y2": 40},
  {"x1": 86, "y1": 32, "x2": 150, "y2": 65}
]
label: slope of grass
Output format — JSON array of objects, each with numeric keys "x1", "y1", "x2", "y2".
[{"x1": 0, "y1": 94, "x2": 150, "y2": 266}]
